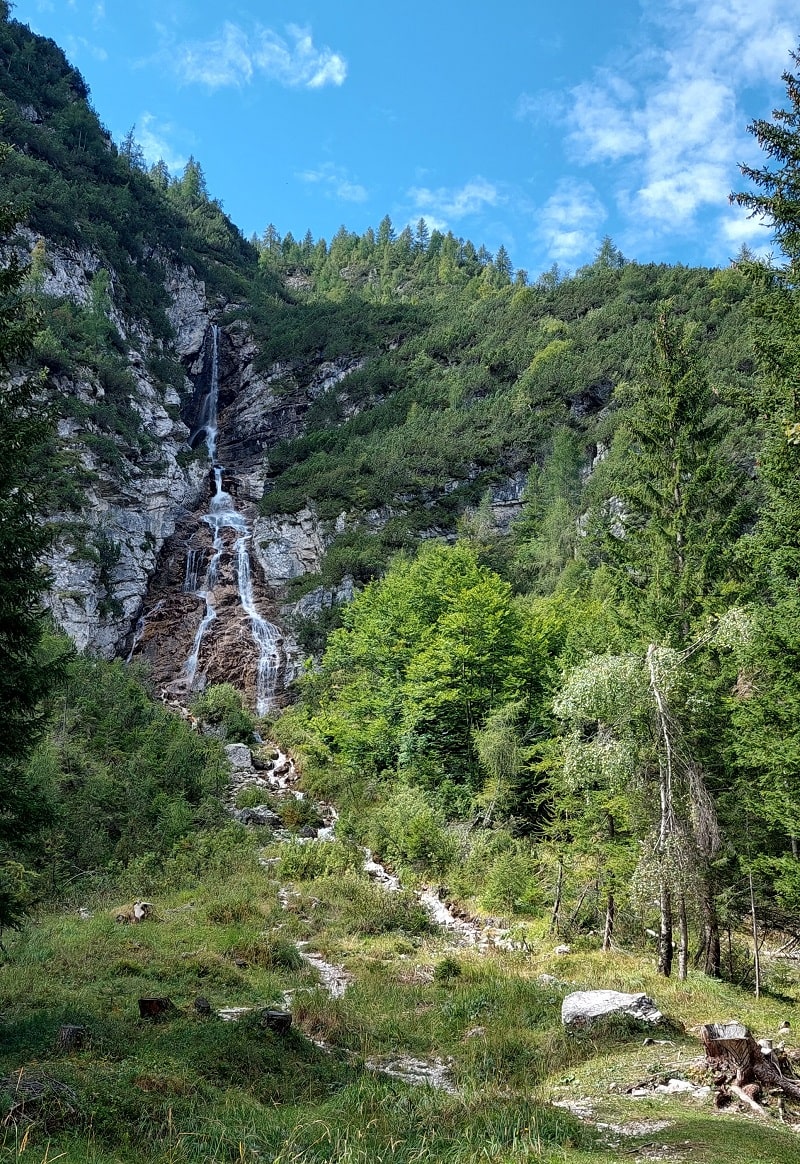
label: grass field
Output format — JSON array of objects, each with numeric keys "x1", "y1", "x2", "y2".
[{"x1": 2, "y1": 832, "x2": 799, "y2": 1163}]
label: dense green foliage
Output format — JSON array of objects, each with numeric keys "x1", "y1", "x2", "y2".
[
  {"x1": 271, "y1": 56, "x2": 800, "y2": 975},
  {"x1": 5, "y1": 12, "x2": 800, "y2": 1164},
  {"x1": 254, "y1": 240, "x2": 757, "y2": 598},
  {"x1": 0, "y1": 135, "x2": 63, "y2": 930}
]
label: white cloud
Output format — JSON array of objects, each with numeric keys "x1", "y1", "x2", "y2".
[
  {"x1": 538, "y1": 180, "x2": 606, "y2": 263},
  {"x1": 408, "y1": 177, "x2": 500, "y2": 226},
  {"x1": 717, "y1": 207, "x2": 774, "y2": 258},
  {"x1": 175, "y1": 22, "x2": 347, "y2": 91},
  {"x1": 297, "y1": 163, "x2": 367, "y2": 203},
  {"x1": 559, "y1": 0, "x2": 800, "y2": 236},
  {"x1": 569, "y1": 74, "x2": 643, "y2": 163},
  {"x1": 137, "y1": 113, "x2": 187, "y2": 174}
]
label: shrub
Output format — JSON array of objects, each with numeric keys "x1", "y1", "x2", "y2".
[{"x1": 192, "y1": 683, "x2": 255, "y2": 740}]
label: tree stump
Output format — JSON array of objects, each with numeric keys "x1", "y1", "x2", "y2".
[
  {"x1": 55, "y1": 1024, "x2": 87, "y2": 1052},
  {"x1": 138, "y1": 997, "x2": 173, "y2": 1020},
  {"x1": 701, "y1": 1020, "x2": 800, "y2": 1104},
  {"x1": 700, "y1": 1021, "x2": 758, "y2": 1083}
]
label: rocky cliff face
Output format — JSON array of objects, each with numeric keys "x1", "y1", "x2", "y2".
[
  {"x1": 32, "y1": 236, "x2": 208, "y2": 657},
  {"x1": 120, "y1": 300, "x2": 367, "y2": 703}
]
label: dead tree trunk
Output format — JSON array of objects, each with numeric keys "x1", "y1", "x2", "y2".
[
  {"x1": 550, "y1": 859, "x2": 563, "y2": 935},
  {"x1": 678, "y1": 894, "x2": 688, "y2": 980},
  {"x1": 658, "y1": 879, "x2": 673, "y2": 977},
  {"x1": 602, "y1": 892, "x2": 615, "y2": 951},
  {"x1": 749, "y1": 872, "x2": 761, "y2": 999},
  {"x1": 699, "y1": 877, "x2": 721, "y2": 977}
]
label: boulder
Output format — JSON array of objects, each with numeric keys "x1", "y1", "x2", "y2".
[
  {"x1": 225, "y1": 743, "x2": 253, "y2": 769},
  {"x1": 233, "y1": 806, "x2": 281, "y2": 827},
  {"x1": 561, "y1": 989, "x2": 663, "y2": 1027}
]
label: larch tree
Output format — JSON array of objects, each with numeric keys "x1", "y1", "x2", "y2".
[{"x1": 568, "y1": 310, "x2": 746, "y2": 975}]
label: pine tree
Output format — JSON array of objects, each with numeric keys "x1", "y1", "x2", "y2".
[
  {"x1": 0, "y1": 143, "x2": 59, "y2": 929},
  {"x1": 494, "y1": 244, "x2": 513, "y2": 284},
  {"x1": 414, "y1": 217, "x2": 430, "y2": 253},
  {"x1": 730, "y1": 49, "x2": 800, "y2": 266}
]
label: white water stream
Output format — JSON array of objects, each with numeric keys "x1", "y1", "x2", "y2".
[{"x1": 184, "y1": 326, "x2": 282, "y2": 714}]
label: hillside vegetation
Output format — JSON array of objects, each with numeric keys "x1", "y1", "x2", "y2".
[{"x1": 2, "y1": 7, "x2": 800, "y2": 1162}]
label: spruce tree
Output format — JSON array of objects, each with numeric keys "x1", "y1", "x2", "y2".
[
  {"x1": 730, "y1": 52, "x2": 800, "y2": 901},
  {"x1": 0, "y1": 142, "x2": 58, "y2": 929}
]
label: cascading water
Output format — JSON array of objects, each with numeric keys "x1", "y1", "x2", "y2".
[{"x1": 183, "y1": 325, "x2": 282, "y2": 714}]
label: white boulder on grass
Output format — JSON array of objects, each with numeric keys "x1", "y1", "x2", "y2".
[{"x1": 561, "y1": 990, "x2": 663, "y2": 1027}]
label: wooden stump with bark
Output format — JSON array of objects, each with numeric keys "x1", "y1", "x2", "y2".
[
  {"x1": 701, "y1": 1021, "x2": 800, "y2": 1108},
  {"x1": 138, "y1": 997, "x2": 174, "y2": 1020}
]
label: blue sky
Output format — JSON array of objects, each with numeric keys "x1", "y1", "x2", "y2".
[{"x1": 12, "y1": 0, "x2": 800, "y2": 275}]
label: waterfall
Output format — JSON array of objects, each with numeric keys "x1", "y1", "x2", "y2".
[
  {"x1": 183, "y1": 324, "x2": 282, "y2": 713},
  {"x1": 183, "y1": 548, "x2": 204, "y2": 593},
  {"x1": 125, "y1": 600, "x2": 164, "y2": 664}
]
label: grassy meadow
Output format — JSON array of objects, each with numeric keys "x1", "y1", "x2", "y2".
[{"x1": 2, "y1": 830, "x2": 800, "y2": 1164}]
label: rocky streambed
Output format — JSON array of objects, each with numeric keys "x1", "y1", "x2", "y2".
[{"x1": 219, "y1": 739, "x2": 519, "y2": 1091}]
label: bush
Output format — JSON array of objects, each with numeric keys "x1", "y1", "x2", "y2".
[
  {"x1": 365, "y1": 784, "x2": 459, "y2": 875},
  {"x1": 277, "y1": 840, "x2": 363, "y2": 882},
  {"x1": 317, "y1": 874, "x2": 432, "y2": 936},
  {"x1": 192, "y1": 683, "x2": 255, "y2": 741}
]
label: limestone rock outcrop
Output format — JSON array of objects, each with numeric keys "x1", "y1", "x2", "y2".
[
  {"x1": 27, "y1": 236, "x2": 211, "y2": 658},
  {"x1": 561, "y1": 990, "x2": 664, "y2": 1027}
]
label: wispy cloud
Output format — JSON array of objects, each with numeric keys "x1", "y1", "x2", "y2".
[
  {"x1": 136, "y1": 113, "x2": 187, "y2": 175},
  {"x1": 519, "y1": 0, "x2": 800, "y2": 258},
  {"x1": 297, "y1": 162, "x2": 368, "y2": 203},
  {"x1": 538, "y1": 180, "x2": 606, "y2": 262},
  {"x1": 175, "y1": 22, "x2": 347, "y2": 91},
  {"x1": 408, "y1": 177, "x2": 501, "y2": 227},
  {"x1": 717, "y1": 206, "x2": 774, "y2": 258},
  {"x1": 562, "y1": 0, "x2": 800, "y2": 237}
]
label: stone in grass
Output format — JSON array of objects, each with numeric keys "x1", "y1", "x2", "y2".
[
  {"x1": 225, "y1": 743, "x2": 253, "y2": 769},
  {"x1": 233, "y1": 805, "x2": 281, "y2": 827},
  {"x1": 561, "y1": 990, "x2": 663, "y2": 1027}
]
